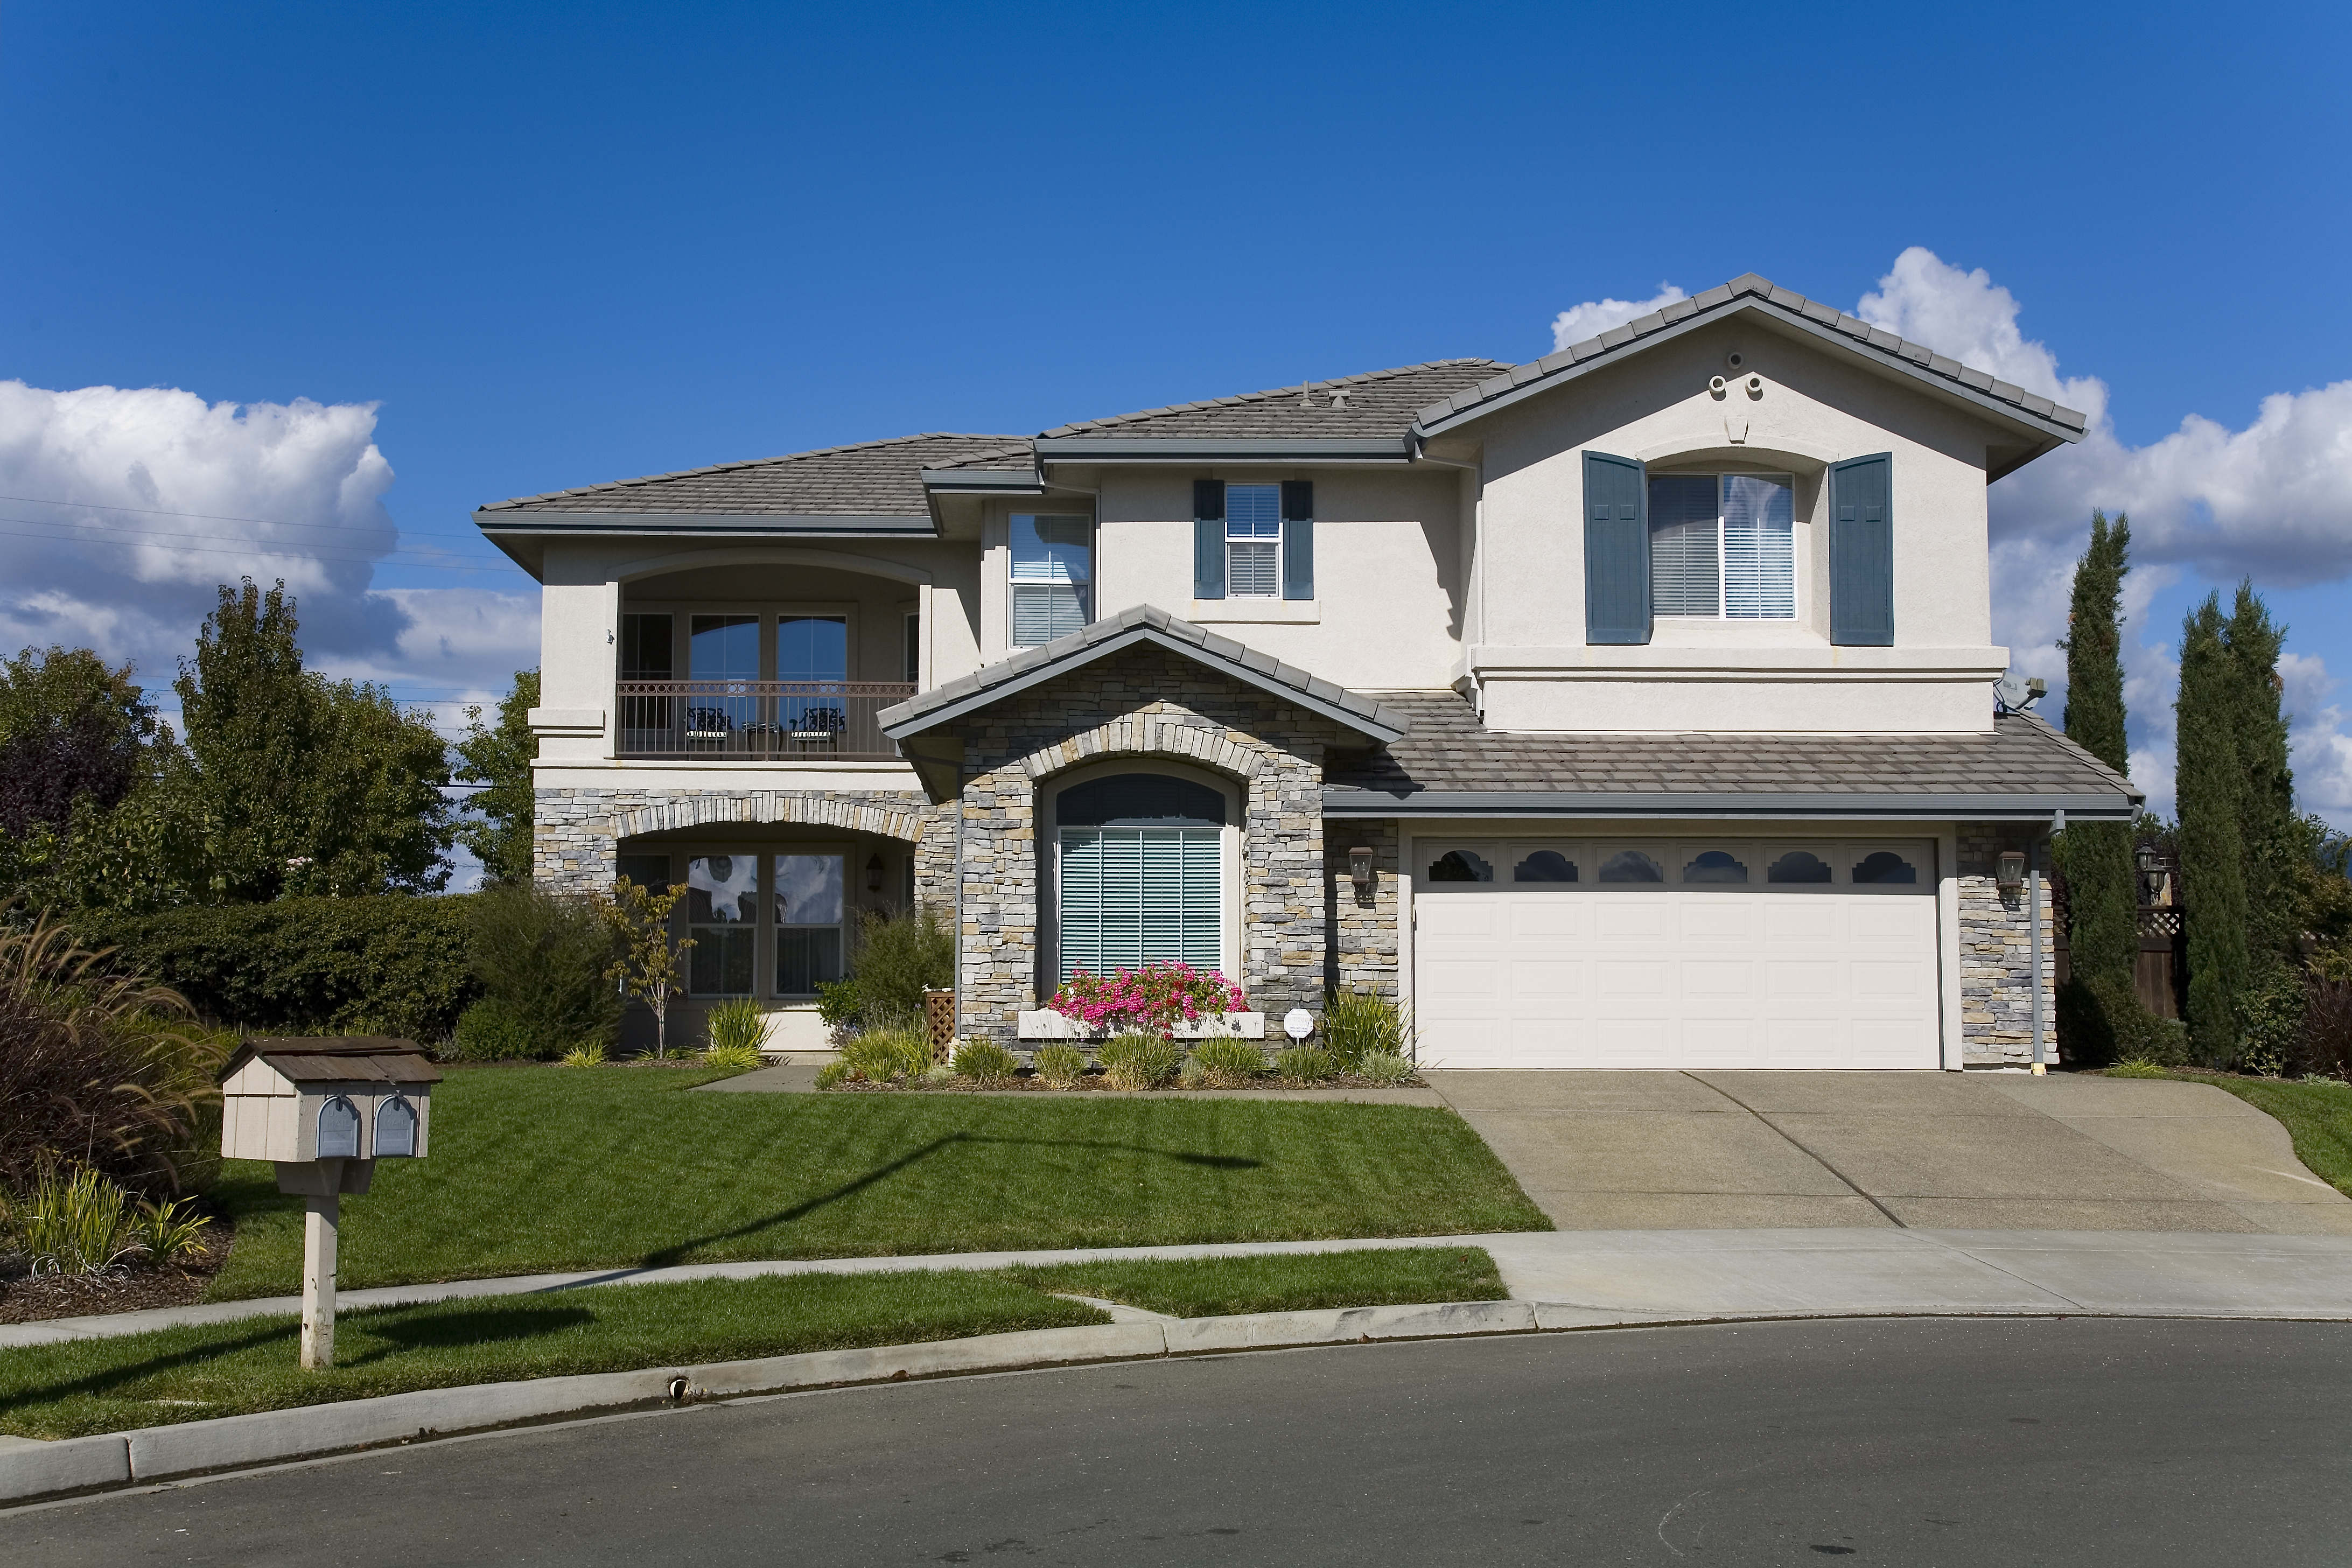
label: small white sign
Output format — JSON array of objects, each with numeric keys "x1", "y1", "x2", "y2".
[{"x1": 1283, "y1": 1008, "x2": 1314, "y2": 1041}]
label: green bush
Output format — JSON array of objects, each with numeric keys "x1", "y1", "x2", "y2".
[
  {"x1": 839, "y1": 1028, "x2": 931, "y2": 1084},
  {"x1": 468, "y1": 883, "x2": 620, "y2": 1057},
  {"x1": 699, "y1": 1042, "x2": 766, "y2": 1073},
  {"x1": 1273, "y1": 1045, "x2": 1336, "y2": 1083},
  {"x1": 451, "y1": 998, "x2": 544, "y2": 1061},
  {"x1": 829, "y1": 906, "x2": 954, "y2": 1032},
  {"x1": 1033, "y1": 1043, "x2": 1086, "y2": 1088},
  {"x1": 15, "y1": 1165, "x2": 139, "y2": 1277},
  {"x1": 1360, "y1": 1051, "x2": 1414, "y2": 1086},
  {"x1": 1097, "y1": 1034, "x2": 1182, "y2": 1091},
  {"x1": 813, "y1": 1060, "x2": 852, "y2": 1090},
  {"x1": 952, "y1": 1040, "x2": 1021, "y2": 1086},
  {"x1": 2238, "y1": 969, "x2": 2307, "y2": 1076},
  {"x1": 75, "y1": 895, "x2": 475, "y2": 1040},
  {"x1": 1319, "y1": 989, "x2": 1410, "y2": 1070},
  {"x1": 1177, "y1": 1055, "x2": 1207, "y2": 1087},
  {"x1": 1193, "y1": 1037, "x2": 1265, "y2": 1088},
  {"x1": 703, "y1": 998, "x2": 768, "y2": 1056},
  {"x1": 561, "y1": 1042, "x2": 608, "y2": 1068},
  {"x1": 2109, "y1": 1058, "x2": 2171, "y2": 1078}
]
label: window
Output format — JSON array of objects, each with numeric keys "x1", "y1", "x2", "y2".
[
  {"x1": 618, "y1": 613, "x2": 675, "y2": 751},
  {"x1": 1056, "y1": 774, "x2": 1223, "y2": 981},
  {"x1": 1682, "y1": 850, "x2": 1749, "y2": 884},
  {"x1": 1011, "y1": 514, "x2": 1092, "y2": 646},
  {"x1": 1599, "y1": 850, "x2": 1663, "y2": 883},
  {"x1": 1194, "y1": 480, "x2": 1313, "y2": 601},
  {"x1": 1514, "y1": 851, "x2": 1577, "y2": 883},
  {"x1": 1226, "y1": 484, "x2": 1283, "y2": 597},
  {"x1": 778, "y1": 615, "x2": 848, "y2": 736},
  {"x1": 1427, "y1": 849, "x2": 1494, "y2": 883},
  {"x1": 1852, "y1": 850, "x2": 1919, "y2": 885},
  {"x1": 617, "y1": 853, "x2": 672, "y2": 893},
  {"x1": 1648, "y1": 473, "x2": 1795, "y2": 620},
  {"x1": 903, "y1": 611, "x2": 920, "y2": 685},
  {"x1": 1768, "y1": 850, "x2": 1832, "y2": 884},
  {"x1": 687, "y1": 853, "x2": 758, "y2": 996},
  {"x1": 773, "y1": 853, "x2": 845, "y2": 995},
  {"x1": 688, "y1": 615, "x2": 760, "y2": 740}
]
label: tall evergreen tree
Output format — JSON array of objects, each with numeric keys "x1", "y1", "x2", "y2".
[
  {"x1": 2176, "y1": 593, "x2": 2250, "y2": 1059},
  {"x1": 2056, "y1": 513, "x2": 2136, "y2": 1024},
  {"x1": 2223, "y1": 582, "x2": 2295, "y2": 966},
  {"x1": 453, "y1": 669, "x2": 541, "y2": 886}
]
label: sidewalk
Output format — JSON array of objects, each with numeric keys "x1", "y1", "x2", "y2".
[{"x1": 10, "y1": 1226, "x2": 2351, "y2": 1351}]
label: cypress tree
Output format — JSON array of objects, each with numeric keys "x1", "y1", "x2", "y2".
[
  {"x1": 2057, "y1": 514, "x2": 2137, "y2": 1030},
  {"x1": 2223, "y1": 582, "x2": 2295, "y2": 964},
  {"x1": 2176, "y1": 593, "x2": 2249, "y2": 1060}
]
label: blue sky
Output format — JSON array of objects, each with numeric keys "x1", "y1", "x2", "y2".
[{"x1": 5, "y1": 2, "x2": 2351, "y2": 866}]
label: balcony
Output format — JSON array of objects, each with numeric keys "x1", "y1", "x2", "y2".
[{"x1": 615, "y1": 681, "x2": 914, "y2": 761}]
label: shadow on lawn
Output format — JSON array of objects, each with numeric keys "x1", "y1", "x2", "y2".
[{"x1": 637, "y1": 1132, "x2": 1264, "y2": 1268}]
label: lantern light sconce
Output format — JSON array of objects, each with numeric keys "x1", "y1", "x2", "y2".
[
  {"x1": 865, "y1": 853, "x2": 886, "y2": 894},
  {"x1": 1996, "y1": 850, "x2": 2026, "y2": 892},
  {"x1": 1348, "y1": 846, "x2": 1375, "y2": 894}
]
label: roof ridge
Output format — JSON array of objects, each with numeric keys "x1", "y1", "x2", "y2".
[{"x1": 1042, "y1": 358, "x2": 1515, "y2": 438}]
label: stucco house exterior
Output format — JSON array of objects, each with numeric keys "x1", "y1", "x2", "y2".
[{"x1": 479, "y1": 272, "x2": 2139, "y2": 1070}]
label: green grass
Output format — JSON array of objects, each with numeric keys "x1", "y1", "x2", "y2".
[
  {"x1": 0, "y1": 1248, "x2": 1506, "y2": 1440},
  {"x1": 1016, "y1": 1246, "x2": 1507, "y2": 1317},
  {"x1": 203, "y1": 1069, "x2": 1548, "y2": 1299},
  {"x1": 2136, "y1": 1070, "x2": 2352, "y2": 1195}
]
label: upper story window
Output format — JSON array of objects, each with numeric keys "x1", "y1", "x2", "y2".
[
  {"x1": 1010, "y1": 514, "x2": 1093, "y2": 647},
  {"x1": 1193, "y1": 480, "x2": 1314, "y2": 602},
  {"x1": 1648, "y1": 473, "x2": 1795, "y2": 619}
]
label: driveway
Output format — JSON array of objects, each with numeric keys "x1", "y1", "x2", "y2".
[{"x1": 1420, "y1": 1070, "x2": 2352, "y2": 1234}]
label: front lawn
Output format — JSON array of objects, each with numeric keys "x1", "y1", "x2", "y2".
[
  {"x1": 204, "y1": 1069, "x2": 1548, "y2": 1299},
  {"x1": 0, "y1": 1248, "x2": 1507, "y2": 1440},
  {"x1": 2130, "y1": 1070, "x2": 2352, "y2": 1195}
]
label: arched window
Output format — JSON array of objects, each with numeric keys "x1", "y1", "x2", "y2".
[
  {"x1": 1057, "y1": 773, "x2": 1223, "y2": 981},
  {"x1": 375, "y1": 1096, "x2": 418, "y2": 1159},
  {"x1": 317, "y1": 1095, "x2": 360, "y2": 1159},
  {"x1": 1599, "y1": 850, "x2": 1663, "y2": 884},
  {"x1": 1768, "y1": 850, "x2": 1832, "y2": 884},
  {"x1": 1853, "y1": 851, "x2": 1919, "y2": 885},
  {"x1": 1427, "y1": 850, "x2": 1494, "y2": 883},
  {"x1": 1682, "y1": 850, "x2": 1748, "y2": 884},
  {"x1": 1514, "y1": 851, "x2": 1577, "y2": 883}
]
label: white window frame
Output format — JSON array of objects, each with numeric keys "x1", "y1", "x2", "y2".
[
  {"x1": 1041, "y1": 760, "x2": 1242, "y2": 986},
  {"x1": 1223, "y1": 483, "x2": 1285, "y2": 600},
  {"x1": 1009, "y1": 512, "x2": 1095, "y2": 647},
  {"x1": 1648, "y1": 471, "x2": 1798, "y2": 621}
]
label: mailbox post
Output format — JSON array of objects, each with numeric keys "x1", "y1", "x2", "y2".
[{"x1": 220, "y1": 1037, "x2": 442, "y2": 1369}]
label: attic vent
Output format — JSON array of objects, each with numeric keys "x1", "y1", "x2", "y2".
[
  {"x1": 1327, "y1": 387, "x2": 1352, "y2": 410},
  {"x1": 1296, "y1": 382, "x2": 1319, "y2": 409}
]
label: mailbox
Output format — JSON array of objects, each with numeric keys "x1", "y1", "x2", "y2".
[
  {"x1": 221, "y1": 1035, "x2": 440, "y2": 1194},
  {"x1": 219, "y1": 1036, "x2": 443, "y2": 1370}
]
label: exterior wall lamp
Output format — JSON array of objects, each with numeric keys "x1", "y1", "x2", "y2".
[
  {"x1": 865, "y1": 853, "x2": 886, "y2": 894},
  {"x1": 1996, "y1": 850, "x2": 2026, "y2": 893},
  {"x1": 1348, "y1": 846, "x2": 1375, "y2": 895}
]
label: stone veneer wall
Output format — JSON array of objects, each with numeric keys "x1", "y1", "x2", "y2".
[
  {"x1": 1956, "y1": 821, "x2": 2057, "y2": 1067},
  {"x1": 533, "y1": 786, "x2": 944, "y2": 894},
  {"x1": 1323, "y1": 820, "x2": 1401, "y2": 999},
  {"x1": 944, "y1": 644, "x2": 1354, "y2": 1041}
]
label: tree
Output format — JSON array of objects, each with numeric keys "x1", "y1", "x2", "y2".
[
  {"x1": 298, "y1": 680, "x2": 456, "y2": 896},
  {"x1": 2224, "y1": 584, "x2": 2295, "y2": 965},
  {"x1": 2055, "y1": 514, "x2": 2137, "y2": 1045},
  {"x1": 0, "y1": 646, "x2": 163, "y2": 840},
  {"x1": 2175, "y1": 592, "x2": 2250, "y2": 1060},
  {"x1": 453, "y1": 669, "x2": 541, "y2": 886},
  {"x1": 601, "y1": 874, "x2": 692, "y2": 1058}
]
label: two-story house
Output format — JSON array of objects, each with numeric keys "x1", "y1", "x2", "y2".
[{"x1": 479, "y1": 273, "x2": 2139, "y2": 1070}]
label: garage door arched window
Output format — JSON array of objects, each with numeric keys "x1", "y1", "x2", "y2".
[{"x1": 1056, "y1": 774, "x2": 1224, "y2": 981}]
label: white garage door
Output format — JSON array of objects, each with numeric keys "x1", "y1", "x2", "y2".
[{"x1": 1413, "y1": 838, "x2": 1940, "y2": 1070}]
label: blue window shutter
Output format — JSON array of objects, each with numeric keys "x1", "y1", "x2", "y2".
[
  {"x1": 1280, "y1": 481, "x2": 1314, "y2": 601},
  {"x1": 1193, "y1": 480, "x2": 1226, "y2": 600},
  {"x1": 1584, "y1": 452, "x2": 1651, "y2": 645},
  {"x1": 1830, "y1": 453, "x2": 1894, "y2": 646}
]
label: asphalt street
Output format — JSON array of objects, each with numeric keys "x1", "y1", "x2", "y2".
[{"x1": 7, "y1": 1318, "x2": 2348, "y2": 1565}]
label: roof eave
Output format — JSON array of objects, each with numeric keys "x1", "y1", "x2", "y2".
[
  {"x1": 471, "y1": 509, "x2": 938, "y2": 537},
  {"x1": 1322, "y1": 788, "x2": 2141, "y2": 821},
  {"x1": 918, "y1": 466, "x2": 1047, "y2": 496}
]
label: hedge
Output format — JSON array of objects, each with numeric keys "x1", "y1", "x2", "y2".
[{"x1": 75, "y1": 895, "x2": 478, "y2": 1042}]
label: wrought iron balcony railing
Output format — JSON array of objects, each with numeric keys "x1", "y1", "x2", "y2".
[{"x1": 614, "y1": 681, "x2": 914, "y2": 761}]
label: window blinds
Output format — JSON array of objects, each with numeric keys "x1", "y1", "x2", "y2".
[
  {"x1": 1722, "y1": 475, "x2": 1796, "y2": 619},
  {"x1": 1059, "y1": 827, "x2": 1220, "y2": 979},
  {"x1": 1646, "y1": 475, "x2": 1719, "y2": 617}
]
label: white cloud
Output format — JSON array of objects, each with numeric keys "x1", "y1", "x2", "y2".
[
  {"x1": 1550, "y1": 284, "x2": 1688, "y2": 354},
  {"x1": 0, "y1": 381, "x2": 538, "y2": 743}
]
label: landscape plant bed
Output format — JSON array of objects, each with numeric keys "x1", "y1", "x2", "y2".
[
  {"x1": 0, "y1": 1215, "x2": 235, "y2": 1326},
  {"x1": 0, "y1": 1248, "x2": 1505, "y2": 1439},
  {"x1": 2112, "y1": 1068, "x2": 2352, "y2": 1196},
  {"x1": 198, "y1": 1069, "x2": 1550, "y2": 1300},
  {"x1": 821, "y1": 1070, "x2": 1429, "y2": 1094}
]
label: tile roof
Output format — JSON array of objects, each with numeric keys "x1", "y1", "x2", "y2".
[
  {"x1": 229, "y1": 1036, "x2": 444, "y2": 1086},
  {"x1": 479, "y1": 433, "x2": 1025, "y2": 515},
  {"x1": 1037, "y1": 359, "x2": 1514, "y2": 444},
  {"x1": 1414, "y1": 274, "x2": 2089, "y2": 438},
  {"x1": 879, "y1": 604, "x2": 1410, "y2": 742},
  {"x1": 1323, "y1": 692, "x2": 2138, "y2": 815}
]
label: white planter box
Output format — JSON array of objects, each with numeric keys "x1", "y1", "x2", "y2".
[{"x1": 1017, "y1": 1011, "x2": 1265, "y2": 1041}]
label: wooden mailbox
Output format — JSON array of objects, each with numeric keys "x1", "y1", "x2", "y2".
[{"x1": 220, "y1": 1037, "x2": 442, "y2": 1368}]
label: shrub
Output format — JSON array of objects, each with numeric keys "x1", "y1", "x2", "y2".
[
  {"x1": 704, "y1": 997, "x2": 768, "y2": 1056},
  {"x1": 1177, "y1": 1055, "x2": 1207, "y2": 1087},
  {"x1": 839, "y1": 1028, "x2": 930, "y2": 1084},
  {"x1": 1049, "y1": 961, "x2": 1245, "y2": 1035},
  {"x1": 2300, "y1": 974, "x2": 2352, "y2": 1082},
  {"x1": 1097, "y1": 1034, "x2": 1183, "y2": 1091},
  {"x1": 1193, "y1": 1037, "x2": 1265, "y2": 1088},
  {"x1": 843, "y1": 906, "x2": 954, "y2": 1032},
  {"x1": 450, "y1": 997, "x2": 544, "y2": 1061},
  {"x1": 0, "y1": 910, "x2": 225, "y2": 1193},
  {"x1": 2109, "y1": 1058, "x2": 2171, "y2": 1078},
  {"x1": 561, "y1": 1042, "x2": 608, "y2": 1068},
  {"x1": 128, "y1": 1194, "x2": 212, "y2": 1265},
  {"x1": 952, "y1": 1040, "x2": 1021, "y2": 1086},
  {"x1": 1360, "y1": 1051, "x2": 1415, "y2": 1086},
  {"x1": 1273, "y1": 1046, "x2": 1336, "y2": 1083},
  {"x1": 16, "y1": 1165, "x2": 139, "y2": 1277},
  {"x1": 75, "y1": 895, "x2": 475, "y2": 1041},
  {"x1": 1319, "y1": 989, "x2": 1410, "y2": 1070},
  {"x1": 1033, "y1": 1043, "x2": 1087, "y2": 1088},
  {"x1": 813, "y1": 1060, "x2": 852, "y2": 1090},
  {"x1": 468, "y1": 882, "x2": 621, "y2": 1057},
  {"x1": 921, "y1": 1063, "x2": 955, "y2": 1087},
  {"x1": 2237, "y1": 969, "x2": 2306, "y2": 1076},
  {"x1": 700, "y1": 1043, "x2": 766, "y2": 1073}
]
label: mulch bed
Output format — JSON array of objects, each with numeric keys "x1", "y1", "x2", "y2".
[
  {"x1": 0, "y1": 1213, "x2": 236, "y2": 1326},
  {"x1": 823, "y1": 1073, "x2": 1429, "y2": 1094}
]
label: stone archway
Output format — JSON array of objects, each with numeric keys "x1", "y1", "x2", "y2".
[{"x1": 612, "y1": 790, "x2": 929, "y2": 843}]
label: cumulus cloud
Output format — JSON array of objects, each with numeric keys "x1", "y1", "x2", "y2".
[
  {"x1": 1550, "y1": 284, "x2": 1688, "y2": 354},
  {"x1": 0, "y1": 381, "x2": 537, "y2": 741}
]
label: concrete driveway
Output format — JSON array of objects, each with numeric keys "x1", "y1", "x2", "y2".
[{"x1": 1420, "y1": 1070, "x2": 2352, "y2": 1235}]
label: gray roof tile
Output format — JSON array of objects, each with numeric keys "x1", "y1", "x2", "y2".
[
  {"x1": 481, "y1": 432, "x2": 1025, "y2": 515},
  {"x1": 1034, "y1": 358, "x2": 1511, "y2": 445}
]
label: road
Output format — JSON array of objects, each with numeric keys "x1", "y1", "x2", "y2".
[{"x1": 7, "y1": 1318, "x2": 2349, "y2": 1564}]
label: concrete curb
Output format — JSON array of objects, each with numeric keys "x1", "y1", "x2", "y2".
[{"x1": 0, "y1": 1302, "x2": 1544, "y2": 1506}]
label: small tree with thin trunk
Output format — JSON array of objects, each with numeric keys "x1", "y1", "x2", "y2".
[{"x1": 601, "y1": 875, "x2": 692, "y2": 1059}]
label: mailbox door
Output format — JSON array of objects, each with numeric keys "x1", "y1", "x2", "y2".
[
  {"x1": 316, "y1": 1094, "x2": 362, "y2": 1159},
  {"x1": 375, "y1": 1095, "x2": 418, "y2": 1157}
]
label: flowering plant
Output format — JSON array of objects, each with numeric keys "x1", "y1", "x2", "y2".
[{"x1": 1048, "y1": 961, "x2": 1248, "y2": 1036}]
